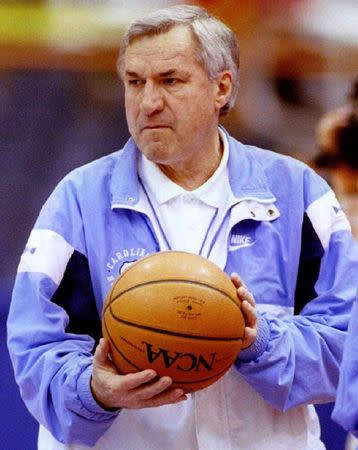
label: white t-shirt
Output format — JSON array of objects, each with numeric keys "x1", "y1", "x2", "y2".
[{"x1": 137, "y1": 128, "x2": 230, "y2": 254}]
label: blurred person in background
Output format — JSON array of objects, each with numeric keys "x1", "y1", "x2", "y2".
[
  {"x1": 314, "y1": 78, "x2": 358, "y2": 239},
  {"x1": 6, "y1": 5, "x2": 358, "y2": 450},
  {"x1": 314, "y1": 78, "x2": 358, "y2": 450}
]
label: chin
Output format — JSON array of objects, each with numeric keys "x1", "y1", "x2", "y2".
[{"x1": 140, "y1": 141, "x2": 173, "y2": 164}]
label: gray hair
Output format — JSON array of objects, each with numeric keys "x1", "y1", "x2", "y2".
[{"x1": 117, "y1": 4, "x2": 240, "y2": 115}]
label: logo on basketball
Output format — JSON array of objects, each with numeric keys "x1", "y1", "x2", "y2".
[
  {"x1": 174, "y1": 296, "x2": 204, "y2": 320},
  {"x1": 144, "y1": 342, "x2": 216, "y2": 372}
]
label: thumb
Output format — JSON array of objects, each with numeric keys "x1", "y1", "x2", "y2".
[{"x1": 94, "y1": 338, "x2": 117, "y2": 372}]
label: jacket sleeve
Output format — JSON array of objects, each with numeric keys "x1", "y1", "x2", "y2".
[
  {"x1": 331, "y1": 298, "x2": 358, "y2": 436},
  {"x1": 6, "y1": 175, "x2": 119, "y2": 446},
  {"x1": 235, "y1": 172, "x2": 358, "y2": 412}
]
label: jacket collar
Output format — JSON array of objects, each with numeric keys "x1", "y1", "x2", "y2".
[
  {"x1": 110, "y1": 138, "x2": 141, "y2": 207},
  {"x1": 223, "y1": 128, "x2": 275, "y2": 202}
]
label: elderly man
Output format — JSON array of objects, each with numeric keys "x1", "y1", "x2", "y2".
[{"x1": 7, "y1": 5, "x2": 358, "y2": 450}]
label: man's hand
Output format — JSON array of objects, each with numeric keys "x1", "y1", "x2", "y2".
[
  {"x1": 231, "y1": 273, "x2": 258, "y2": 349},
  {"x1": 91, "y1": 338, "x2": 187, "y2": 410}
]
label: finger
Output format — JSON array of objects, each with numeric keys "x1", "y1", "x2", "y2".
[
  {"x1": 230, "y1": 272, "x2": 246, "y2": 289},
  {"x1": 132, "y1": 375, "x2": 173, "y2": 401},
  {"x1": 242, "y1": 326, "x2": 257, "y2": 349},
  {"x1": 241, "y1": 299, "x2": 257, "y2": 328},
  {"x1": 120, "y1": 369, "x2": 158, "y2": 391},
  {"x1": 94, "y1": 338, "x2": 115, "y2": 369},
  {"x1": 143, "y1": 388, "x2": 187, "y2": 408},
  {"x1": 237, "y1": 286, "x2": 255, "y2": 307}
]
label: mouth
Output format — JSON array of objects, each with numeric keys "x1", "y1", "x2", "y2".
[{"x1": 142, "y1": 125, "x2": 171, "y2": 131}]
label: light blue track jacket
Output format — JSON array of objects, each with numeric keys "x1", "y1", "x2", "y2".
[{"x1": 7, "y1": 131, "x2": 358, "y2": 447}]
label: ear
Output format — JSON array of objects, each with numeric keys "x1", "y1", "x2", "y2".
[{"x1": 214, "y1": 71, "x2": 233, "y2": 112}]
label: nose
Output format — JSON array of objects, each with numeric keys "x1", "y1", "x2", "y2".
[{"x1": 140, "y1": 81, "x2": 164, "y2": 116}]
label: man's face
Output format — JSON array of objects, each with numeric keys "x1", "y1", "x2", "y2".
[{"x1": 122, "y1": 25, "x2": 229, "y2": 170}]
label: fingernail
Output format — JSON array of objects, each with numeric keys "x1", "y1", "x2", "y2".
[
  {"x1": 161, "y1": 377, "x2": 172, "y2": 387},
  {"x1": 175, "y1": 389, "x2": 185, "y2": 396},
  {"x1": 146, "y1": 370, "x2": 157, "y2": 379}
]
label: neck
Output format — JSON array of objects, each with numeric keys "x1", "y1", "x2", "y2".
[{"x1": 158, "y1": 131, "x2": 223, "y2": 190}]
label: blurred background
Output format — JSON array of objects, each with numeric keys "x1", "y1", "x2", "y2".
[{"x1": 1, "y1": 1, "x2": 357, "y2": 449}]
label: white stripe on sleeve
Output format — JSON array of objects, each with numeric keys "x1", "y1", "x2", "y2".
[
  {"x1": 306, "y1": 190, "x2": 351, "y2": 250},
  {"x1": 18, "y1": 229, "x2": 74, "y2": 285}
]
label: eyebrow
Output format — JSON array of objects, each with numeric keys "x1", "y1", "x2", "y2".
[
  {"x1": 125, "y1": 69, "x2": 181, "y2": 78},
  {"x1": 158, "y1": 70, "x2": 177, "y2": 77},
  {"x1": 125, "y1": 71, "x2": 142, "y2": 78}
]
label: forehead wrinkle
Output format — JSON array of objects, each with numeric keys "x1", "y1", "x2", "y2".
[
  {"x1": 123, "y1": 26, "x2": 207, "y2": 80},
  {"x1": 126, "y1": 49, "x2": 192, "y2": 64},
  {"x1": 124, "y1": 51, "x2": 196, "y2": 78}
]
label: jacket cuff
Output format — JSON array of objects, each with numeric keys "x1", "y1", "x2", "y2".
[
  {"x1": 77, "y1": 364, "x2": 120, "y2": 418},
  {"x1": 236, "y1": 314, "x2": 270, "y2": 362}
]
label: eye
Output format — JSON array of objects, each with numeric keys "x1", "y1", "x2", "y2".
[
  {"x1": 128, "y1": 79, "x2": 144, "y2": 87},
  {"x1": 162, "y1": 78, "x2": 178, "y2": 86}
]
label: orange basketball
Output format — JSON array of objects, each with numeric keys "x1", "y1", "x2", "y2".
[{"x1": 102, "y1": 251, "x2": 245, "y2": 393}]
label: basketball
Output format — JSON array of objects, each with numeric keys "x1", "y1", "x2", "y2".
[{"x1": 102, "y1": 251, "x2": 245, "y2": 393}]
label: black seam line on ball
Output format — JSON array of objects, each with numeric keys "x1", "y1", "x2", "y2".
[
  {"x1": 103, "y1": 316, "x2": 142, "y2": 371},
  {"x1": 107, "y1": 279, "x2": 240, "y2": 309},
  {"x1": 107, "y1": 313, "x2": 243, "y2": 342}
]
